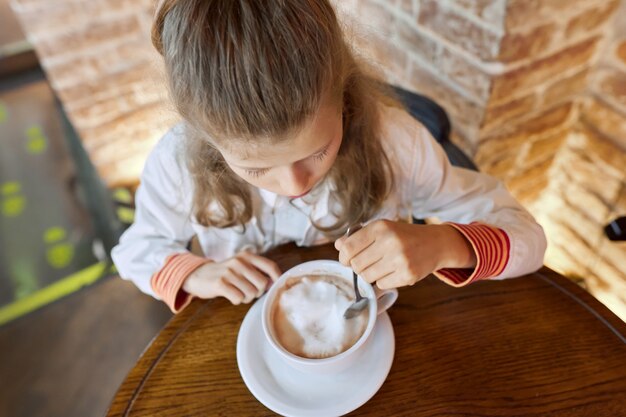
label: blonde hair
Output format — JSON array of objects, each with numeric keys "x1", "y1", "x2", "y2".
[{"x1": 152, "y1": 0, "x2": 396, "y2": 234}]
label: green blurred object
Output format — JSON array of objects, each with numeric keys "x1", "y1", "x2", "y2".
[
  {"x1": 25, "y1": 124, "x2": 48, "y2": 154},
  {"x1": 0, "y1": 100, "x2": 7, "y2": 124},
  {"x1": 0, "y1": 68, "x2": 122, "y2": 325},
  {"x1": 1, "y1": 181, "x2": 26, "y2": 217}
]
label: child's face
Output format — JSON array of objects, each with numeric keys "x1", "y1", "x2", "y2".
[{"x1": 219, "y1": 100, "x2": 343, "y2": 198}]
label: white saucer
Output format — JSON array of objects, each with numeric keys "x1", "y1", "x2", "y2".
[{"x1": 237, "y1": 297, "x2": 395, "y2": 417}]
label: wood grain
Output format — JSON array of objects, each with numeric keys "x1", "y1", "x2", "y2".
[{"x1": 107, "y1": 243, "x2": 626, "y2": 417}]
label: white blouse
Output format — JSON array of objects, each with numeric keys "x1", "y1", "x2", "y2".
[{"x1": 112, "y1": 106, "x2": 547, "y2": 299}]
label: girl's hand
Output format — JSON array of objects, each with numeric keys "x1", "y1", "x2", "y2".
[
  {"x1": 182, "y1": 251, "x2": 281, "y2": 305},
  {"x1": 335, "y1": 220, "x2": 476, "y2": 290}
]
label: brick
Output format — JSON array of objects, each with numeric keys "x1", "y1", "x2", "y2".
[
  {"x1": 407, "y1": 63, "x2": 484, "y2": 128},
  {"x1": 555, "y1": 206, "x2": 604, "y2": 252},
  {"x1": 542, "y1": 242, "x2": 590, "y2": 279},
  {"x1": 448, "y1": 0, "x2": 505, "y2": 27},
  {"x1": 505, "y1": 0, "x2": 597, "y2": 31},
  {"x1": 418, "y1": 0, "x2": 501, "y2": 61},
  {"x1": 505, "y1": 0, "x2": 543, "y2": 31},
  {"x1": 589, "y1": 252, "x2": 626, "y2": 321},
  {"x1": 540, "y1": 220, "x2": 592, "y2": 276},
  {"x1": 34, "y1": 14, "x2": 142, "y2": 58},
  {"x1": 70, "y1": 84, "x2": 164, "y2": 130},
  {"x1": 396, "y1": 21, "x2": 440, "y2": 65},
  {"x1": 580, "y1": 98, "x2": 626, "y2": 150},
  {"x1": 507, "y1": 156, "x2": 553, "y2": 194},
  {"x1": 55, "y1": 63, "x2": 159, "y2": 107},
  {"x1": 481, "y1": 101, "x2": 575, "y2": 142},
  {"x1": 511, "y1": 175, "x2": 548, "y2": 205},
  {"x1": 477, "y1": 106, "x2": 572, "y2": 185},
  {"x1": 331, "y1": 0, "x2": 359, "y2": 21},
  {"x1": 482, "y1": 93, "x2": 537, "y2": 128},
  {"x1": 450, "y1": 119, "x2": 479, "y2": 150},
  {"x1": 100, "y1": 153, "x2": 154, "y2": 188},
  {"x1": 587, "y1": 251, "x2": 626, "y2": 305},
  {"x1": 561, "y1": 182, "x2": 613, "y2": 226},
  {"x1": 524, "y1": 129, "x2": 568, "y2": 166},
  {"x1": 571, "y1": 128, "x2": 626, "y2": 180},
  {"x1": 356, "y1": 1, "x2": 396, "y2": 38},
  {"x1": 475, "y1": 132, "x2": 525, "y2": 166},
  {"x1": 439, "y1": 47, "x2": 492, "y2": 101},
  {"x1": 81, "y1": 103, "x2": 175, "y2": 156},
  {"x1": 490, "y1": 37, "x2": 599, "y2": 102},
  {"x1": 615, "y1": 187, "x2": 626, "y2": 213},
  {"x1": 617, "y1": 41, "x2": 626, "y2": 66},
  {"x1": 565, "y1": 0, "x2": 620, "y2": 39},
  {"x1": 499, "y1": 23, "x2": 557, "y2": 63},
  {"x1": 356, "y1": 34, "x2": 409, "y2": 83},
  {"x1": 595, "y1": 67, "x2": 626, "y2": 110},
  {"x1": 478, "y1": 151, "x2": 518, "y2": 179},
  {"x1": 543, "y1": 68, "x2": 590, "y2": 109},
  {"x1": 15, "y1": 0, "x2": 141, "y2": 36},
  {"x1": 395, "y1": 0, "x2": 415, "y2": 15},
  {"x1": 554, "y1": 137, "x2": 623, "y2": 202},
  {"x1": 543, "y1": 216, "x2": 600, "y2": 268},
  {"x1": 44, "y1": 37, "x2": 153, "y2": 88}
]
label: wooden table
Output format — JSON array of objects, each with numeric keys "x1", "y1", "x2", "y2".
[{"x1": 107, "y1": 243, "x2": 626, "y2": 416}]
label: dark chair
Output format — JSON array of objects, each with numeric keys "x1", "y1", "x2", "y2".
[{"x1": 391, "y1": 85, "x2": 478, "y2": 171}]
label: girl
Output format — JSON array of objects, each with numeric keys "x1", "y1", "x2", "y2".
[{"x1": 112, "y1": 0, "x2": 546, "y2": 313}]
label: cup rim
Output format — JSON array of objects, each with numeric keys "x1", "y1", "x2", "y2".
[{"x1": 261, "y1": 260, "x2": 377, "y2": 364}]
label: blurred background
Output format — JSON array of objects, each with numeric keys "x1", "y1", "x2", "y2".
[{"x1": 0, "y1": 0, "x2": 624, "y2": 416}]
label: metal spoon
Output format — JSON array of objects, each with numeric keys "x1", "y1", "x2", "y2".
[{"x1": 343, "y1": 224, "x2": 369, "y2": 319}]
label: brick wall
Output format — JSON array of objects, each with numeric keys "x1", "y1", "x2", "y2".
[
  {"x1": 582, "y1": 0, "x2": 626, "y2": 148},
  {"x1": 532, "y1": 130, "x2": 626, "y2": 320},
  {"x1": 337, "y1": 0, "x2": 626, "y2": 320},
  {"x1": 10, "y1": 0, "x2": 626, "y2": 319},
  {"x1": 535, "y1": 0, "x2": 626, "y2": 320},
  {"x1": 335, "y1": 0, "x2": 619, "y2": 203},
  {"x1": 9, "y1": 0, "x2": 177, "y2": 187}
]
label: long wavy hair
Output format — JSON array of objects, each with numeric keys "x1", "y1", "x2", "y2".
[{"x1": 152, "y1": 0, "x2": 397, "y2": 234}]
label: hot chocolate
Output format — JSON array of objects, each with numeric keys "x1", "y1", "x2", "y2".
[{"x1": 270, "y1": 274, "x2": 369, "y2": 359}]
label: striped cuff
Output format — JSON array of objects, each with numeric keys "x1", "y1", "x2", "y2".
[
  {"x1": 151, "y1": 253, "x2": 212, "y2": 313},
  {"x1": 434, "y1": 222, "x2": 510, "y2": 287}
]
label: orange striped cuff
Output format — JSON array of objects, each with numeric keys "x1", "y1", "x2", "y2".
[
  {"x1": 151, "y1": 253, "x2": 212, "y2": 313},
  {"x1": 434, "y1": 222, "x2": 510, "y2": 287}
]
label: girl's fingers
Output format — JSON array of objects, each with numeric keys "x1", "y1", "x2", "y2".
[
  {"x1": 375, "y1": 272, "x2": 404, "y2": 290},
  {"x1": 348, "y1": 240, "x2": 384, "y2": 273},
  {"x1": 218, "y1": 280, "x2": 246, "y2": 305},
  {"x1": 226, "y1": 269, "x2": 258, "y2": 303},
  {"x1": 338, "y1": 229, "x2": 376, "y2": 266},
  {"x1": 240, "y1": 252, "x2": 282, "y2": 281},
  {"x1": 359, "y1": 257, "x2": 394, "y2": 284},
  {"x1": 232, "y1": 258, "x2": 271, "y2": 296},
  {"x1": 376, "y1": 269, "x2": 426, "y2": 289}
]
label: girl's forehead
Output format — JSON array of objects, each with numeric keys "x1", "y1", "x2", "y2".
[{"x1": 219, "y1": 101, "x2": 343, "y2": 167}]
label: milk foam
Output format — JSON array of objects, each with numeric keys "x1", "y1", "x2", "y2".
[{"x1": 271, "y1": 275, "x2": 368, "y2": 359}]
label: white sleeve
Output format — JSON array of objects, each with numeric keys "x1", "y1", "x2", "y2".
[
  {"x1": 111, "y1": 134, "x2": 196, "y2": 297},
  {"x1": 409, "y1": 126, "x2": 547, "y2": 279}
]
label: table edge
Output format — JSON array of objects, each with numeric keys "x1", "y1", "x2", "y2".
[{"x1": 105, "y1": 267, "x2": 626, "y2": 416}]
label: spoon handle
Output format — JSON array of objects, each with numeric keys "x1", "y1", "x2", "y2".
[
  {"x1": 346, "y1": 223, "x2": 362, "y2": 237},
  {"x1": 353, "y1": 271, "x2": 363, "y2": 301},
  {"x1": 346, "y1": 223, "x2": 364, "y2": 301}
]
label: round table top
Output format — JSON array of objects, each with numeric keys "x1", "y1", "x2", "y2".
[{"x1": 107, "y1": 243, "x2": 626, "y2": 416}]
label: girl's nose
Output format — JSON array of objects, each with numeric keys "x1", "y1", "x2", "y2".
[{"x1": 281, "y1": 164, "x2": 310, "y2": 196}]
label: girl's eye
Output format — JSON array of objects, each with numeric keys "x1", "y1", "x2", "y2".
[
  {"x1": 245, "y1": 168, "x2": 269, "y2": 178},
  {"x1": 312, "y1": 148, "x2": 329, "y2": 162}
]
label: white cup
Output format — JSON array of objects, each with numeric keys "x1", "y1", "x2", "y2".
[{"x1": 261, "y1": 260, "x2": 397, "y2": 374}]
